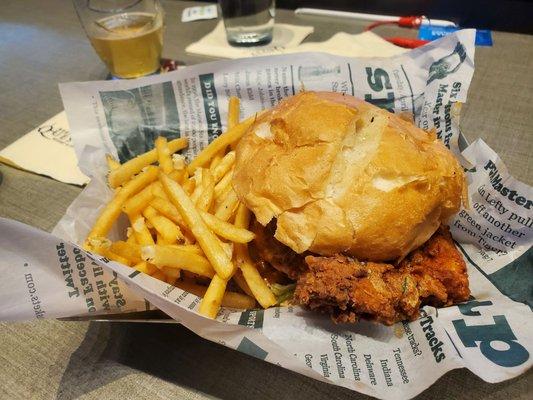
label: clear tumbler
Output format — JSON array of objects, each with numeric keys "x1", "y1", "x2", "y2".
[{"x1": 219, "y1": 0, "x2": 275, "y2": 46}]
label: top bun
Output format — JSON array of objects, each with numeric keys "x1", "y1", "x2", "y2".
[{"x1": 232, "y1": 92, "x2": 465, "y2": 261}]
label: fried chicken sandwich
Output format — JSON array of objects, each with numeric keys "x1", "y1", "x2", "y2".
[{"x1": 232, "y1": 92, "x2": 470, "y2": 325}]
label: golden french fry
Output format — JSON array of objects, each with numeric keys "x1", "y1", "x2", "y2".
[
  {"x1": 174, "y1": 169, "x2": 187, "y2": 185},
  {"x1": 86, "y1": 166, "x2": 159, "y2": 243},
  {"x1": 214, "y1": 184, "x2": 232, "y2": 209},
  {"x1": 151, "y1": 181, "x2": 170, "y2": 201},
  {"x1": 126, "y1": 228, "x2": 137, "y2": 244},
  {"x1": 199, "y1": 210, "x2": 254, "y2": 243},
  {"x1": 130, "y1": 215, "x2": 155, "y2": 246},
  {"x1": 178, "y1": 279, "x2": 255, "y2": 312},
  {"x1": 143, "y1": 206, "x2": 183, "y2": 244},
  {"x1": 134, "y1": 261, "x2": 158, "y2": 275},
  {"x1": 220, "y1": 288, "x2": 256, "y2": 309},
  {"x1": 122, "y1": 184, "x2": 155, "y2": 216},
  {"x1": 156, "y1": 233, "x2": 169, "y2": 245},
  {"x1": 90, "y1": 240, "x2": 132, "y2": 267},
  {"x1": 178, "y1": 168, "x2": 189, "y2": 185},
  {"x1": 148, "y1": 197, "x2": 194, "y2": 242},
  {"x1": 214, "y1": 189, "x2": 239, "y2": 222},
  {"x1": 234, "y1": 201, "x2": 251, "y2": 229},
  {"x1": 220, "y1": 241, "x2": 234, "y2": 259},
  {"x1": 211, "y1": 151, "x2": 236, "y2": 183},
  {"x1": 160, "y1": 174, "x2": 234, "y2": 280},
  {"x1": 190, "y1": 187, "x2": 203, "y2": 205},
  {"x1": 213, "y1": 168, "x2": 233, "y2": 198},
  {"x1": 193, "y1": 167, "x2": 204, "y2": 185},
  {"x1": 106, "y1": 251, "x2": 131, "y2": 266},
  {"x1": 189, "y1": 168, "x2": 205, "y2": 204},
  {"x1": 106, "y1": 154, "x2": 120, "y2": 171},
  {"x1": 183, "y1": 177, "x2": 195, "y2": 195},
  {"x1": 228, "y1": 96, "x2": 240, "y2": 129},
  {"x1": 110, "y1": 241, "x2": 142, "y2": 264},
  {"x1": 168, "y1": 169, "x2": 182, "y2": 181},
  {"x1": 233, "y1": 203, "x2": 277, "y2": 308},
  {"x1": 108, "y1": 137, "x2": 187, "y2": 188},
  {"x1": 187, "y1": 117, "x2": 254, "y2": 174},
  {"x1": 235, "y1": 245, "x2": 277, "y2": 308},
  {"x1": 150, "y1": 196, "x2": 184, "y2": 224},
  {"x1": 155, "y1": 136, "x2": 174, "y2": 174},
  {"x1": 141, "y1": 245, "x2": 215, "y2": 278},
  {"x1": 196, "y1": 170, "x2": 215, "y2": 211},
  {"x1": 199, "y1": 274, "x2": 227, "y2": 318},
  {"x1": 168, "y1": 244, "x2": 203, "y2": 255},
  {"x1": 209, "y1": 152, "x2": 223, "y2": 170},
  {"x1": 233, "y1": 270, "x2": 254, "y2": 297},
  {"x1": 172, "y1": 154, "x2": 186, "y2": 171}
]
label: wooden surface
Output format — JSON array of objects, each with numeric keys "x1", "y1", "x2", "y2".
[{"x1": 0, "y1": 0, "x2": 531, "y2": 399}]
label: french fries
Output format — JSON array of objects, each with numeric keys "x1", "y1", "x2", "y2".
[
  {"x1": 86, "y1": 98, "x2": 279, "y2": 320},
  {"x1": 199, "y1": 211, "x2": 254, "y2": 243},
  {"x1": 108, "y1": 137, "x2": 187, "y2": 188},
  {"x1": 187, "y1": 117, "x2": 254, "y2": 174},
  {"x1": 130, "y1": 215, "x2": 155, "y2": 246},
  {"x1": 85, "y1": 166, "x2": 159, "y2": 245},
  {"x1": 199, "y1": 274, "x2": 227, "y2": 318},
  {"x1": 234, "y1": 203, "x2": 277, "y2": 308},
  {"x1": 211, "y1": 151, "x2": 236, "y2": 183},
  {"x1": 106, "y1": 154, "x2": 120, "y2": 171},
  {"x1": 141, "y1": 245, "x2": 215, "y2": 278},
  {"x1": 110, "y1": 241, "x2": 142, "y2": 264},
  {"x1": 227, "y1": 97, "x2": 240, "y2": 130},
  {"x1": 150, "y1": 197, "x2": 185, "y2": 227},
  {"x1": 177, "y1": 280, "x2": 256, "y2": 310},
  {"x1": 155, "y1": 136, "x2": 174, "y2": 174},
  {"x1": 214, "y1": 168, "x2": 233, "y2": 198},
  {"x1": 160, "y1": 174, "x2": 234, "y2": 280},
  {"x1": 134, "y1": 261, "x2": 158, "y2": 275},
  {"x1": 122, "y1": 184, "x2": 155, "y2": 216},
  {"x1": 142, "y1": 206, "x2": 183, "y2": 244},
  {"x1": 196, "y1": 170, "x2": 215, "y2": 211},
  {"x1": 151, "y1": 181, "x2": 170, "y2": 201},
  {"x1": 214, "y1": 189, "x2": 240, "y2": 222}
]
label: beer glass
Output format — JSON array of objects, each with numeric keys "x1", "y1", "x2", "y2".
[{"x1": 73, "y1": 0, "x2": 164, "y2": 79}]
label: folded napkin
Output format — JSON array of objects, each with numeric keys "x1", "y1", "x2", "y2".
[
  {"x1": 287, "y1": 31, "x2": 407, "y2": 57},
  {"x1": 186, "y1": 21, "x2": 314, "y2": 59},
  {"x1": 0, "y1": 111, "x2": 89, "y2": 185}
]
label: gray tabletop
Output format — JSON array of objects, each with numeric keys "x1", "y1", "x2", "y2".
[{"x1": 0, "y1": 1, "x2": 531, "y2": 399}]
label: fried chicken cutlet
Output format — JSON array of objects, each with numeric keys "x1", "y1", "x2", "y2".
[{"x1": 252, "y1": 222, "x2": 470, "y2": 325}]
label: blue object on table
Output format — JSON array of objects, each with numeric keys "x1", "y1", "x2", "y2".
[{"x1": 419, "y1": 24, "x2": 493, "y2": 46}]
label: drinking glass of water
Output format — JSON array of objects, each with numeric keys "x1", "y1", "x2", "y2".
[
  {"x1": 73, "y1": 0, "x2": 164, "y2": 79},
  {"x1": 218, "y1": 0, "x2": 275, "y2": 46}
]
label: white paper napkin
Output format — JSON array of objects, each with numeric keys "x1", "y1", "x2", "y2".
[
  {"x1": 0, "y1": 111, "x2": 89, "y2": 185},
  {"x1": 186, "y1": 21, "x2": 314, "y2": 59}
]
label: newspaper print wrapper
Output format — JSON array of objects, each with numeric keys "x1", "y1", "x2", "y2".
[{"x1": 0, "y1": 30, "x2": 531, "y2": 399}]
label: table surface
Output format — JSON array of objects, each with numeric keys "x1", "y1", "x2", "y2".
[{"x1": 0, "y1": 1, "x2": 531, "y2": 399}]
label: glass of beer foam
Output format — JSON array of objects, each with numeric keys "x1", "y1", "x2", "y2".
[{"x1": 73, "y1": 0, "x2": 164, "y2": 79}]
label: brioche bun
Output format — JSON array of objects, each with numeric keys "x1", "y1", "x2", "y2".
[{"x1": 232, "y1": 92, "x2": 465, "y2": 261}]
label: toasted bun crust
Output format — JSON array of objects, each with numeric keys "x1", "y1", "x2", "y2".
[{"x1": 232, "y1": 92, "x2": 465, "y2": 261}]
